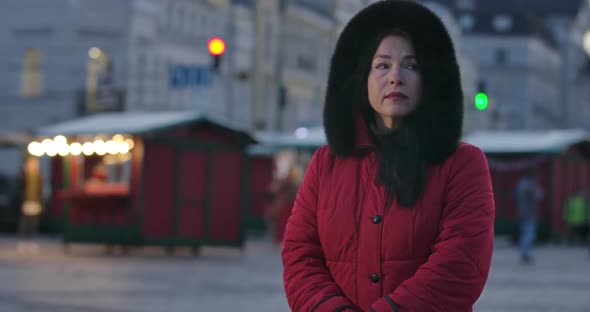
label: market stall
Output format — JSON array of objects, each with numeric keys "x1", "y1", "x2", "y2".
[
  {"x1": 31, "y1": 111, "x2": 256, "y2": 250},
  {"x1": 465, "y1": 129, "x2": 590, "y2": 241}
]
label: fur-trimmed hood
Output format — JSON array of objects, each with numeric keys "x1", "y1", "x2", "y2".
[{"x1": 323, "y1": 0, "x2": 463, "y2": 164}]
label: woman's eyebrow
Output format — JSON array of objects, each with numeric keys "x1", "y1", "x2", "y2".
[{"x1": 373, "y1": 54, "x2": 417, "y2": 60}]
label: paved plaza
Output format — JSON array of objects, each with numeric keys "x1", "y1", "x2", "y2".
[{"x1": 0, "y1": 236, "x2": 588, "y2": 312}]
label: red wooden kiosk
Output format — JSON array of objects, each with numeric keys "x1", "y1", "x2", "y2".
[
  {"x1": 31, "y1": 112, "x2": 256, "y2": 250},
  {"x1": 465, "y1": 129, "x2": 590, "y2": 241}
]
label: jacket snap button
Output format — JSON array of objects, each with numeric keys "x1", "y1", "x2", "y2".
[
  {"x1": 372, "y1": 215, "x2": 382, "y2": 224},
  {"x1": 369, "y1": 274, "x2": 380, "y2": 283}
]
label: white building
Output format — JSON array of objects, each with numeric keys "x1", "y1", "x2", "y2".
[
  {"x1": 571, "y1": 0, "x2": 590, "y2": 129},
  {"x1": 0, "y1": 0, "x2": 132, "y2": 133},
  {"x1": 125, "y1": 0, "x2": 248, "y2": 125},
  {"x1": 277, "y1": 0, "x2": 335, "y2": 131},
  {"x1": 251, "y1": 0, "x2": 281, "y2": 130},
  {"x1": 0, "y1": 0, "x2": 254, "y2": 132},
  {"x1": 434, "y1": 1, "x2": 562, "y2": 130},
  {"x1": 431, "y1": 0, "x2": 585, "y2": 131},
  {"x1": 3, "y1": 0, "x2": 490, "y2": 137},
  {"x1": 422, "y1": 1, "x2": 480, "y2": 134},
  {"x1": 332, "y1": 0, "x2": 371, "y2": 35}
]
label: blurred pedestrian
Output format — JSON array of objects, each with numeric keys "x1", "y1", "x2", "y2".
[
  {"x1": 564, "y1": 190, "x2": 588, "y2": 246},
  {"x1": 515, "y1": 169, "x2": 543, "y2": 264},
  {"x1": 281, "y1": 1, "x2": 495, "y2": 311},
  {"x1": 266, "y1": 166, "x2": 300, "y2": 246},
  {"x1": 17, "y1": 156, "x2": 43, "y2": 252}
]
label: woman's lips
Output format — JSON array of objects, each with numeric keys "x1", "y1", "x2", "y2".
[{"x1": 384, "y1": 92, "x2": 408, "y2": 101}]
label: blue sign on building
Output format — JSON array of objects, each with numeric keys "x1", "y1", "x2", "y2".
[{"x1": 169, "y1": 65, "x2": 213, "y2": 88}]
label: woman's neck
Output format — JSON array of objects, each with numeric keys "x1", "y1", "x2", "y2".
[{"x1": 375, "y1": 116, "x2": 401, "y2": 133}]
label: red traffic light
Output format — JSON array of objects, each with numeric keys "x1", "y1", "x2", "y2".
[{"x1": 208, "y1": 37, "x2": 225, "y2": 56}]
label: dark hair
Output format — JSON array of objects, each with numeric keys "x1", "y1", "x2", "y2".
[{"x1": 356, "y1": 30, "x2": 426, "y2": 208}]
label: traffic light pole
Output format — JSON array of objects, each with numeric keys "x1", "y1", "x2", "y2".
[{"x1": 225, "y1": 7, "x2": 235, "y2": 124}]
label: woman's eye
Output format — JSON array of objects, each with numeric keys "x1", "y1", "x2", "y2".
[
  {"x1": 406, "y1": 63, "x2": 419, "y2": 71},
  {"x1": 375, "y1": 63, "x2": 389, "y2": 70}
]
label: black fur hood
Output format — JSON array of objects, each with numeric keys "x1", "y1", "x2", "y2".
[{"x1": 323, "y1": 0, "x2": 463, "y2": 164}]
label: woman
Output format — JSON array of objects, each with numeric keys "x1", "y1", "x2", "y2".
[{"x1": 281, "y1": 1, "x2": 495, "y2": 311}]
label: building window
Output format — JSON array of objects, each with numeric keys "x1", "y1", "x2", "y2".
[
  {"x1": 167, "y1": 5, "x2": 174, "y2": 30},
  {"x1": 455, "y1": 0, "x2": 475, "y2": 10},
  {"x1": 20, "y1": 48, "x2": 43, "y2": 97},
  {"x1": 265, "y1": 16, "x2": 273, "y2": 58},
  {"x1": 153, "y1": 56, "x2": 160, "y2": 80},
  {"x1": 201, "y1": 13, "x2": 208, "y2": 36},
  {"x1": 86, "y1": 47, "x2": 113, "y2": 112},
  {"x1": 176, "y1": 7, "x2": 184, "y2": 32},
  {"x1": 493, "y1": 15, "x2": 513, "y2": 32},
  {"x1": 191, "y1": 10, "x2": 198, "y2": 36},
  {"x1": 459, "y1": 14, "x2": 474, "y2": 31},
  {"x1": 297, "y1": 55, "x2": 316, "y2": 71},
  {"x1": 182, "y1": 9, "x2": 191, "y2": 34},
  {"x1": 495, "y1": 49, "x2": 507, "y2": 65}
]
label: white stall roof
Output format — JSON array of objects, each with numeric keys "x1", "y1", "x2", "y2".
[
  {"x1": 254, "y1": 126, "x2": 327, "y2": 149},
  {"x1": 463, "y1": 129, "x2": 590, "y2": 153},
  {"x1": 251, "y1": 127, "x2": 590, "y2": 155},
  {"x1": 36, "y1": 111, "x2": 246, "y2": 137}
]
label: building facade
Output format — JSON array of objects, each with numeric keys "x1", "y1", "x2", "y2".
[
  {"x1": 125, "y1": 0, "x2": 245, "y2": 123},
  {"x1": 571, "y1": 0, "x2": 590, "y2": 129},
  {"x1": 0, "y1": 0, "x2": 254, "y2": 131},
  {"x1": 276, "y1": 0, "x2": 334, "y2": 132},
  {"x1": 422, "y1": 1, "x2": 480, "y2": 134},
  {"x1": 251, "y1": 0, "x2": 281, "y2": 130},
  {"x1": 0, "y1": 0, "x2": 132, "y2": 133},
  {"x1": 0, "y1": 0, "x2": 494, "y2": 136},
  {"x1": 431, "y1": 0, "x2": 585, "y2": 131}
]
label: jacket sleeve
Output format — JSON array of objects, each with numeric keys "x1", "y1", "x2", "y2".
[
  {"x1": 282, "y1": 147, "x2": 358, "y2": 312},
  {"x1": 370, "y1": 145, "x2": 495, "y2": 312}
]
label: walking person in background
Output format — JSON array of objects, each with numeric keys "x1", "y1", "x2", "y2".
[
  {"x1": 281, "y1": 1, "x2": 495, "y2": 311},
  {"x1": 266, "y1": 166, "x2": 300, "y2": 246},
  {"x1": 515, "y1": 169, "x2": 543, "y2": 264},
  {"x1": 564, "y1": 190, "x2": 588, "y2": 246}
]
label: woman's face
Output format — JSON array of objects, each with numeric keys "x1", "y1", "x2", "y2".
[{"x1": 367, "y1": 35, "x2": 422, "y2": 129}]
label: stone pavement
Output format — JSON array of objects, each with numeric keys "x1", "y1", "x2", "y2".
[{"x1": 0, "y1": 236, "x2": 588, "y2": 312}]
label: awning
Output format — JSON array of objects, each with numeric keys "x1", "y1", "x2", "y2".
[
  {"x1": 251, "y1": 127, "x2": 590, "y2": 155},
  {"x1": 37, "y1": 111, "x2": 205, "y2": 136},
  {"x1": 35, "y1": 111, "x2": 255, "y2": 143},
  {"x1": 463, "y1": 129, "x2": 590, "y2": 154},
  {"x1": 253, "y1": 126, "x2": 327, "y2": 149}
]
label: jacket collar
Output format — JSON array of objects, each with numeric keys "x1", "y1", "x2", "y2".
[{"x1": 354, "y1": 114, "x2": 375, "y2": 149}]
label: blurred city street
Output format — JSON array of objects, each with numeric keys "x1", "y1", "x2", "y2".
[
  {"x1": 2, "y1": 0, "x2": 590, "y2": 311},
  {"x1": 0, "y1": 236, "x2": 588, "y2": 312}
]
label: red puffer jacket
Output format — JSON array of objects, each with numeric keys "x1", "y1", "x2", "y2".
[{"x1": 282, "y1": 142, "x2": 495, "y2": 312}]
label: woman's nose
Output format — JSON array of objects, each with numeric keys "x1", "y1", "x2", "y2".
[{"x1": 388, "y1": 67, "x2": 403, "y2": 85}]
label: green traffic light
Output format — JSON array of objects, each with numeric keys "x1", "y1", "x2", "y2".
[{"x1": 474, "y1": 93, "x2": 488, "y2": 110}]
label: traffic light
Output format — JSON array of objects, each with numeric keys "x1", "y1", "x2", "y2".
[
  {"x1": 474, "y1": 81, "x2": 488, "y2": 110},
  {"x1": 474, "y1": 93, "x2": 488, "y2": 110},
  {"x1": 208, "y1": 37, "x2": 225, "y2": 72}
]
